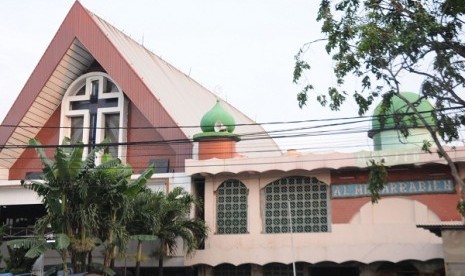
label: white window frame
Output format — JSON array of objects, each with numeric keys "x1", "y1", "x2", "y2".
[{"x1": 60, "y1": 72, "x2": 127, "y2": 161}]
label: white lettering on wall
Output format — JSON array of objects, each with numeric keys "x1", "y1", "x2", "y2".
[{"x1": 331, "y1": 179, "x2": 455, "y2": 198}]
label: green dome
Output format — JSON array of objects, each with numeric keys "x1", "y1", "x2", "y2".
[
  {"x1": 370, "y1": 92, "x2": 435, "y2": 136},
  {"x1": 200, "y1": 100, "x2": 236, "y2": 133}
]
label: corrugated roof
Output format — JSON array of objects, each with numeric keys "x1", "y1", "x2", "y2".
[
  {"x1": 89, "y1": 12, "x2": 281, "y2": 158},
  {"x1": 0, "y1": 1, "x2": 281, "y2": 170}
]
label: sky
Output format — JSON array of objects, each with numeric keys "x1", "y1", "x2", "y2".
[{"x1": 0, "y1": 1, "x2": 425, "y2": 152}]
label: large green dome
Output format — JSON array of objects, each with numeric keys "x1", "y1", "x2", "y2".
[
  {"x1": 368, "y1": 92, "x2": 435, "y2": 151},
  {"x1": 370, "y1": 92, "x2": 435, "y2": 135},
  {"x1": 200, "y1": 100, "x2": 236, "y2": 133}
]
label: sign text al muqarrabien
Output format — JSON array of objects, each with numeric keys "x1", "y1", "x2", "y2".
[{"x1": 331, "y1": 179, "x2": 454, "y2": 198}]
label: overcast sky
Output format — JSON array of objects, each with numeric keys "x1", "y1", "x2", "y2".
[{"x1": 0, "y1": 1, "x2": 425, "y2": 152}]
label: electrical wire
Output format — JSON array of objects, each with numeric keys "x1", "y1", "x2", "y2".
[{"x1": 0, "y1": 105, "x2": 464, "y2": 181}]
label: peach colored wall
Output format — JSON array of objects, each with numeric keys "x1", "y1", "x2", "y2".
[
  {"x1": 331, "y1": 193, "x2": 461, "y2": 223},
  {"x1": 186, "y1": 171, "x2": 447, "y2": 267}
]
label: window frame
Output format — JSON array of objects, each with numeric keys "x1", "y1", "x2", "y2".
[
  {"x1": 216, "y1": 179, "x2": 249, "y2": 235},
  {"x1": 60, "y1": 72, "x2": 127, "y2": 161},
  {"x1": 262, "y1": 175, "x2": 331, "y2": 234}
]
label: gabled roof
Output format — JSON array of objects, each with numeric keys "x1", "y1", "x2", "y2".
[{"x1": 0, "y1": 1, "x2": 280, "y2": 169}]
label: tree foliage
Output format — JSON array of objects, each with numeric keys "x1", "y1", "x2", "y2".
[
  {"x1": 20, "y1": 138, "x2": 153, "y2": 274},
  {"x1": 126, "y1": 188, "x2": 208, "y2": 276},
  {"x1": 153, "y1": 187, "x2": 208, "y2": 276},
  {"x1": 3, "y1": 245, "x2": 38, "y2": 274},
  {"x1": 294, "y1": 0, "x2": 465, "y2": 215},
  {"x1": 367, "y1": 159, "x2": 388, "y2": 203},
  {"x1": 128, "y1": 191, "x2": 162, "y2": 276},
  {"x1": 16, "y1": 138, "x2": 207, "y2": 274}
]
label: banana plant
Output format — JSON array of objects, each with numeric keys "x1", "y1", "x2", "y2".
[{"x1": 7, "y1": 233, "x2": 70, "y2": 275}]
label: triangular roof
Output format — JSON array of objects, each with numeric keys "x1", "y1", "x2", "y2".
[{"x1": 0, "y1": 1, "x2": 281, "y2": 169}]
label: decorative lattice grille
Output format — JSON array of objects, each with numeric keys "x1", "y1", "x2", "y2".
[
  {"x1": 217, "y1": 179, "x2": 248, "y2": 234},
  {"x1": 263, "y1": 176, "x2": 330, "y2": 233},
  {"x1": 213, "y1": 264, "x2": 251, "y2": 276}
]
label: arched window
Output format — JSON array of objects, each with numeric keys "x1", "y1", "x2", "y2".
[
  {"x1": 263, "y1": 176, "x2": 330, "y2": 233},
  {"x1": 216, "y1": 179, "x2": 248, "y2": 234},
  {"x1": 60, "y1": 72, "x2": 127, "y2": 160}
]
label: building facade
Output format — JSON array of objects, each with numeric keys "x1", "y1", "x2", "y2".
[
  {"x1": 185, "y1": 103, "x2": 464, "y2": 275},
  {"x1": 0, "y1": 2, "x2": 464, "y2": 275}
]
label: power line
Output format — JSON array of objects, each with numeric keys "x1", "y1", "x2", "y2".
[
  {"x1": 1, "y1": 106, "x2": 461, "y2": 150},
  {"x1": 0, "y1": 106, "x2": 464, "y2": 182},
  {"x1": 0, "y1": 115, "x2": 461, "y2": 160},
  {"x1": 0, "y1": 105, "x2": 461, "y2": 131},
  {"x1": 2, "y1": 137, "x2": 463, "y2": 173}
]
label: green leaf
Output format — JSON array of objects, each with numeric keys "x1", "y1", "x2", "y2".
[
  {"x1": 6, "y1": 238, "x2": 37, "y2": 249},
  {"x1": 293, "y1": 59, "x2": 311, "y2": 84},
  {"x1": 25, "y1": 241, "x2": 50, "y2": 258},
  {"x1": 367, "y1": 159, "x2": 388, "y2": 203},
  {"x1": 54, "y1": 233, "x2": 70, "y2": 250},
  {"x1": 457, "y1": 200, "x2": 465, "y2": 217},
  {"x1": 130, "y1": 234, "x2": 158, "y2": 241}
]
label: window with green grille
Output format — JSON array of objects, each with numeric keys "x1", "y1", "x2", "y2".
[
  {"x1": 216, "y1": 179, "x2": 248, "y2": 234},
  {"x1": 263, "y1": 176, "x2": 330, "y2": 234}
]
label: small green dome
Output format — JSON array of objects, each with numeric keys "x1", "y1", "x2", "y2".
[
  {"x1": 200, "y1": 100, "x2": 236, "y2": 133},
  {"x1": 370, "y1": 92, "x2": 435, "y2": 135}
]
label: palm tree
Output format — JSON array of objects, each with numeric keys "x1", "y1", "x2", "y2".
[
  {"x1": 153, "y1": 187, "x2": 208, "y2": 276},
  {"x1": 95, "y1": 154, "x2": 154, "y2": 270},
  {"x1": 128, "y1": 191, "x2": 162, "y2": 276}
]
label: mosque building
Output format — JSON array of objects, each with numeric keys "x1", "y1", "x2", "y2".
[
  {"x1": 186, "y1": 93, "x2": 464, "y2": 275},
  {"x1": 0, "y1": 2, "x2": 464, "y2": 275}
]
